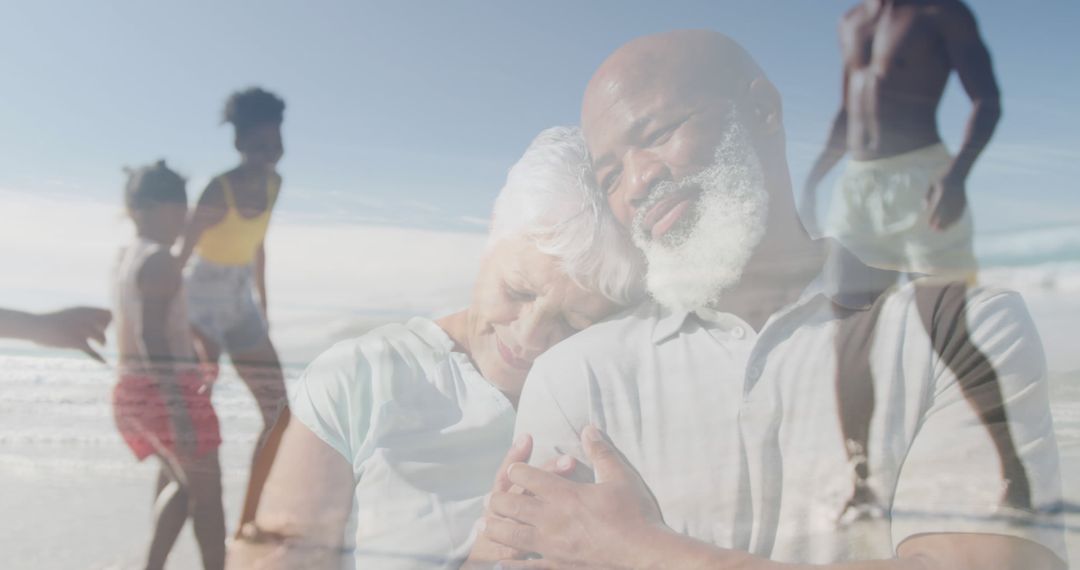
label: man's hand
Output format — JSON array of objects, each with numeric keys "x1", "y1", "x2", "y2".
[
  {"x1": 925, "y1": 170, "x2": 967, "y2": 231},
  {"x1": 26, "y1": 307, "x2": 112, "y2": 363},
  {"x1": 479, "y1": 425, "x2": 674, "y2": 569}
]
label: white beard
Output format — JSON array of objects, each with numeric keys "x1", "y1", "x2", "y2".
[{"x1": 633, "y1": 117, "x2": 769, "y2": 313}]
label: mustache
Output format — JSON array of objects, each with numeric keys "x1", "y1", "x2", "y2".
[{"x1": 632, "y1": 178, "x2": 701, "y2": 237}]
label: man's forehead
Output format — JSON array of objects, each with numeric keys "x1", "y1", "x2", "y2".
[
  {"x1": 581, "y1": 31, "x2": 761, "y2": 156},
  {"x1": 583, "y1": 102, "x2": 652, "y2": 167},
  {"x1": 582, "y1": 66, "x2": 673, "y2": 163}
]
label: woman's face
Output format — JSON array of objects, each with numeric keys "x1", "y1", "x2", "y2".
[
  {"x1": 466, "y1": 235, "x2": 618, "y2": 401},
  {"x1": 237, "y1": 123, "x2": 284, "y2": 171}
]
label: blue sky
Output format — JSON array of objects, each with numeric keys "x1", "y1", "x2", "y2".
[{"x1": 1, "y1": 0, "x2": 1078, "y2": 233}]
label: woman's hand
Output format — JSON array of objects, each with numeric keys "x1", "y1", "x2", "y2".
[
  {"x1": 479, "y1": 426, "x2": 673, "y2": 570},
  {"x1": 465, "y1": 434, "x2": 578, "y2": 568}
]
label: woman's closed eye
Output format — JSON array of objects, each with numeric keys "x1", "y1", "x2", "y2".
[{"x1": 504, "y1": 284, "x2": 535, "y2": 303}]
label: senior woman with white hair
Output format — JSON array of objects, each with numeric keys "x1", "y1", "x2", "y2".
[{"x1": 225, "y1": 126, "x2": 641, "y2": 569}]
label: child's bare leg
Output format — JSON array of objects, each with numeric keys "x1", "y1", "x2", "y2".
[
  {"x1": 187, "y1": 450, "x2": 227, "y2": 570},
  {"x1": 233, "y1": 336, "x2": 287, "y2": 444},
  {"x1": 146, "y1": 459, "x2": 190, "y2": 570},
  {"x1": 235, "y1": 407, "x2": 291, "y2": 532},
  {"x1": 232, "y1": 336, "x2": 288, "y2": 529}
]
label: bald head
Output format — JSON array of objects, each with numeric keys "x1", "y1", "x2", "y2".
[{"x1": 583, "y1": 30, "x2": 768, "y2": 140}]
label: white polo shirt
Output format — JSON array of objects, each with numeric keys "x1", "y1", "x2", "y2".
[
  {"x1": 515, "y1": 276, "x2": 1066, "y2": 564},
  {"x1": 289, "y1": 317, "x2": 515, "y2": 569}
]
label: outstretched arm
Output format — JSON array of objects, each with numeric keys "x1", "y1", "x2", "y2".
[
  {"x1": 0, "y1": 306, "x2": 111, "y2": 362},
  {"x1": 926, "y1": 2, "x2": 1002, "y2": 231},
  {"x1": 482, "y1": 426, "x2": 1063, "y2": 570}
]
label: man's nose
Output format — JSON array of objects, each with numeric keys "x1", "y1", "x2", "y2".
[{"x1": 623, "y1": 149, "x2": 670, "y2": 212}]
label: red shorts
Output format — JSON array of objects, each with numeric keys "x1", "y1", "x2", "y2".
[{"x1": 112, "y1": 370, "x2": 222, "y2": 461}]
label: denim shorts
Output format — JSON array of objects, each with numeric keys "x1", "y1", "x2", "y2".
[{"x1": 184, "y1": 257, "x2": 268, "y2": 354}]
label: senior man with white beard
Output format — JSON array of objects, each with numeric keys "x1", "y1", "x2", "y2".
[{"x1": 470, "y1": 30, "x2": 1066, "y2": 569}]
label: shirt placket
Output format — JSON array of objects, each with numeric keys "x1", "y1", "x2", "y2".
[
  {"x1": 722, "y1": 295, "x2": 829, "y2": 554},
  {"x1": 694, "y1": 308, "x2": 758, "y2": 548}
]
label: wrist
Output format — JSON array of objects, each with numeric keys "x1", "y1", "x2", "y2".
[
  {"x1": 630, "y1": 525, "x2": 700, "y2": 569},
  {"x1": 634, "y1": 526, "x2": 773, "y2": 570}
]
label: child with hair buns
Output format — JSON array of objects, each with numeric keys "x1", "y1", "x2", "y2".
[{"x1": 113, "y1": 161, "x2": 225, "y2": 570}]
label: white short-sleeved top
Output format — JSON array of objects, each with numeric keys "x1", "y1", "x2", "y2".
[
  {"x1": 515, "y1": 276, "x2": 1066, "y2": 565},
  {"x1": 114, "y1": 237, "x2": 196, "y2": 372},
  {"x1": 289, "y1": 317, "x2": 515, "y2": 569}
]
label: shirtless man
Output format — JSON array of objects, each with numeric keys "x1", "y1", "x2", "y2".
[{"x1": 802, "y1": 0, "x2": 1001, "y2": 279}]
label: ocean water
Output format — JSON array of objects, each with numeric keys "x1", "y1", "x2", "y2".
[{"x1": 0, "y1": 352, "x2": 305, "y2": 483}]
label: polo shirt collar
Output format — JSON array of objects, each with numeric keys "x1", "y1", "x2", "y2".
[{"x1": 649, "y1": 240, "x2": 899, "y2": 344}]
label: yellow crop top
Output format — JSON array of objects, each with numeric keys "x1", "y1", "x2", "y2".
[{"x1": 195, "y1": 176, "x2": 279, "y2": 266}]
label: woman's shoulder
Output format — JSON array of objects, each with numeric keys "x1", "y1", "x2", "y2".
[
  {"x1": 355, "y1": 317, "x2": 454, "y2": 363},
  {"x1": 295, "y1": 318, "x2": 455, "y2": 398}
]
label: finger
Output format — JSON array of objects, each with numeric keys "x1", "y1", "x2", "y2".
[
  {"x1": 88, "y1": 323, "x2": 108, "y2": 345},
  {"x1": 540, "y1": 454, "x2": 577, "y2": 476},
  {"x1": 494, "y1": 435, "x2": 533, "y2": 493},
  {"x1": 512, "y1": 453, "x2": 573, "y2": 496},
  {"x1": 506, "y1": 462, "x2": 575, "y2": 499},
  {"x1": 73, "y1": 322, "x2": 104, "y2": 347},
  {"x1": 78, "y1": 340, "x2": 106, "y2": 364},
  {"x1": 479, "y1": 516, "x2": 540, "y2": 554},
  {"x1": 87, "y1": 307, "x2": 113, "y2": 327},
  {"x1": 926, "y1": 198, "x2": 940, "y2": 228},
  {"x1": 924, "y1": 184, "x2": 937, "y2": 205},
  {"x1": 581, "y1": 425, "x2": 633, "y2": 484},
  {"x1": 488, "y1": 491, "x2": 546, "y2": 526}
]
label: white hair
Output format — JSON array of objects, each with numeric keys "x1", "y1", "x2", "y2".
[
  {"x1": 632, "y1": 112, "x2": 769, "y2": 312},
  {"x1": 488, "y1": 126, "x2": 644, "y2": 306}
]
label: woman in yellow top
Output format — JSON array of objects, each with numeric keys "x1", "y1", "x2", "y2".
[{"x1": 178, "y1": 88, "x2": 287, "y2": 523}]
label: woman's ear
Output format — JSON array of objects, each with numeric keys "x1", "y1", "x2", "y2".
[{"x1": 748, "y1": 77, "x2": 782, "y2": 135}]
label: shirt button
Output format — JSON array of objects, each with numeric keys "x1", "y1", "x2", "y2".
[
  {"x1": 747, "y1": 364, "x2": 762, "y2": 380},
  {"x1": 731, "y1": 326, "x2": 745, "y2": 339}
]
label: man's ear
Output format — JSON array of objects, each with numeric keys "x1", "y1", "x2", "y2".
[{"x1": 748, "y1": 77, "x2": 782, "y2": 135}]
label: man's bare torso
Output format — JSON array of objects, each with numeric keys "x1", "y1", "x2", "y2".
[{"x1": 842, "y1": 0, "x2": 960, "y2": 160}]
